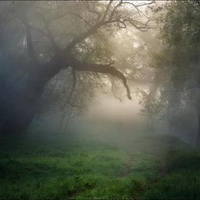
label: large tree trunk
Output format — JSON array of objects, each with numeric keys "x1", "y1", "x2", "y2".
[
  {"x1": 0, "y1": 51, "x2": 131, "y2": 135},
  {"x1": 0, "y1": 2, "x2": 135, "y2": 135},
  {"x1": 1, "y1": 55, "x2": 63, "y2": 135}
]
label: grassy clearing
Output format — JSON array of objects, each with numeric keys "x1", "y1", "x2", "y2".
[
  {"x1": 144, "y1": 149, "x2": 200, "y2": 200},
  {"x1": 0, "y1": 123, "x2": 200, "y2": 199}
]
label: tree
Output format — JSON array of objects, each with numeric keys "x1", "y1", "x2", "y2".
[
  {"x1": 151, "y1": 0, "x2": 200, "y2": 147},
  {"x1": 0, "y1": 1, "x2": 152, "y2": 135}
]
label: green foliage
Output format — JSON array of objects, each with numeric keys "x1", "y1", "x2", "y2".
[
  {"x1": 144, "y1": 149, "x2": 200, "y2": 200},
  {"x1": 167, "y1": 149, "x2": 200, "y2": 172},
  {"x1": 154, "y1": 0, "x2": 200, "y2": 86},
  {"x1": 0, "y1": 131, "x2": 158, "y2": 200},
  {"x1": 0, "y1": 128, "x2": 199, "y2": 200}
]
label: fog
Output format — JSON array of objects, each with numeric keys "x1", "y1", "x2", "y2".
[
  {"x1": 1, "y1": 1, "x2": 200, "y2": 199},
  {"x1": 0, "y1": 0, "x2": 198, "y2": 152},
  {"x1": 87, "y1": 93, "x2": 141, "y2": 122}
]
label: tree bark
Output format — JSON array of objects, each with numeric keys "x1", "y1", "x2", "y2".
[
  {"x1": 1, "y1": 53, "x2": 131, "y2": 135},
  {"x1": 1, "y1": 54, "x2": 64, "y2": 135}
]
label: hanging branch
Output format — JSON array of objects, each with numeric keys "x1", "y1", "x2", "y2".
[
  {"x1": 62, "y1": 68, "x2": 77, "y2": 109},
  {"x1": 69, "y1": 57, "x2": 132, "y2": 100}
]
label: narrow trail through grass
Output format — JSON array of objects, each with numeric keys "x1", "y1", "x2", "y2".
[
  {"x1": 120, "y1": 155, "x2": 135, "y2": 178},
  {"x1": 0, "y1": 126, "x2": 200, "y2": 200},
  {"x1": 160, "y1": 161, "x2": 168, "y2": 177}
]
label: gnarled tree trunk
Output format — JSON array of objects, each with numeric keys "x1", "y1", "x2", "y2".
[
  {"x1": 2, "y1": 54, "x2": 64, "y2": 134},
  {"x1": 1, "y1": 53, "x2": 131, "y2": 135}
]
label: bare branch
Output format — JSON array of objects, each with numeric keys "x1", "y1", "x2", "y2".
[
  {"x1": 69, "y1": 58, "x2": 131, "y2": 100},
  {"x1": 63, "y1": 2, "x2": 125, "y2": 51},
  {"x1": 65, "y1": 21, "x2": 105, "y2": 51},
  {"x1": 136, "y1": 2, "x2": 154, "y2": 8},
  {"x1": 62, "y1": 68, "x2": 77, "y2": 109},
  {"x1": 109, "y1": 0, "x2": 123, "y2": 21},
  {"x1": 101, "y1": 0, "x2": 113, "y2": 21},
  {"x1": 64, "y1": 4, "x2": 152, "y2": 51},
  {"x1": 121, "y1": 1, "x2": 151, "y2": 18}
]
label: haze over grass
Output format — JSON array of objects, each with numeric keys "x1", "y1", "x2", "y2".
[{"x1": 1, "y1": 117, "x2": 199, "y2": 200}]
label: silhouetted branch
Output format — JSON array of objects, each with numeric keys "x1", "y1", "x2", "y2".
[
  {"x1": 64, "y1": 2, "x2": 152, "y2": 51},
  {"x1": 101, "y1": 0, "x2": 113, "y2": 21},
  {"x1": 69, "y1": 58, "x2": 131, "y2": 100},
  {"x1": 62, "y1": 68, "x2": 77, "y2": 109},
  {"x1": 109, "y1": 0, "x2": 123, "y2": 21}
]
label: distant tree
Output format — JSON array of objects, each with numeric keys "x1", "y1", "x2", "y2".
[{"x1": 151, "y1": 0, "x2": 200, "y2": 147}]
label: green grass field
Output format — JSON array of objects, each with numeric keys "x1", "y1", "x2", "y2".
[{"x1": 0, "y1": 122, "x2": 200, "y2": 199}]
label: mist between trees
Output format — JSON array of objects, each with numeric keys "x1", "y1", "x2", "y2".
[
  {"x1": 1, "y1": 1, "x2": 200, "y2": 200},
  {"x1": 0, "y1": 0, "x2": 200, "y2": 148}
]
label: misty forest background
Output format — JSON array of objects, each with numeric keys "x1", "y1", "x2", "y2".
[{"x1": 1, "y1": 1, "x2": 200, "y2": 199}]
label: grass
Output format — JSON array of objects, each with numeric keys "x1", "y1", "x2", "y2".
[
  {"x1": 0, "y1": 122, "x2": 200, "y2": 199},
  {"x1": 144, "y1": 149, "x2": 200, "y2": 200}
]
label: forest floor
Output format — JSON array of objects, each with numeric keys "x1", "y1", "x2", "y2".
[{"x1": 0, "y1": 122, "x2": 200, "y2": 199}]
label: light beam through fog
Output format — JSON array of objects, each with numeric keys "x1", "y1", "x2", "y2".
[{"x1": 87, "y1": 94, "x2": 142, "y2": 123}]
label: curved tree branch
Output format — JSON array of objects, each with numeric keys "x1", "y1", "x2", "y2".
[
  {"x1": 62, "y1": 68, "x2": 77, "y2": 109},
  {"x1": 109, "y1": 0, "x2": 123, "y2": 21},
  {"x1": 101, "y1": 0, "x2": 113, "y2": 21},
  {"x1": 69, "y1": 58, "x2": 131, "y2": 100},
  {"x1": 64, "y1": 3, "x2": 152, "y2": 52}
]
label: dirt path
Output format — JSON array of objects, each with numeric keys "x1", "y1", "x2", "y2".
[
  {"x1": 160, "y1": 161, "x2": 168, "y2": 177},
  {"x1": 120, "y1": 154, "x2": 135, "y2": 178},
  {"x1": 120, "y1": 155, "x2": 168, "y2": 179},
  {"x1": 120, "y1": 163, "x2": 131, "y2": 178}
]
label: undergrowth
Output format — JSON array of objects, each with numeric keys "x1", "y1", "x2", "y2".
[{"x1": 0, "y1": 129, "x2": 199, "y2": 199}]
